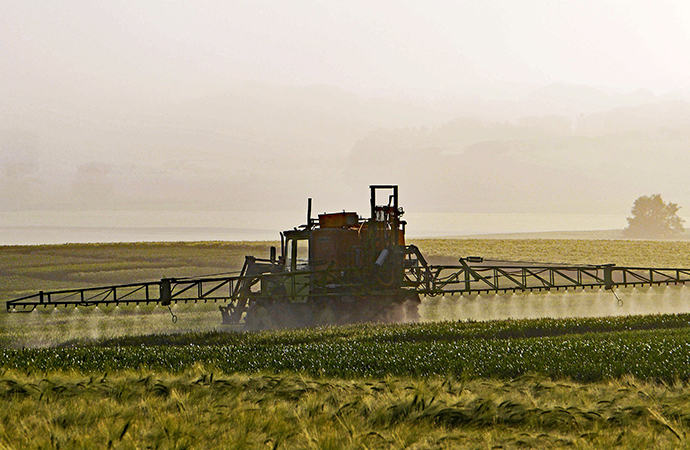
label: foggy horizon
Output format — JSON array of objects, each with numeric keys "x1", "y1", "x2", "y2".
[{"x1": 3, "y1": 1, "x2": 690, "y2": 241}]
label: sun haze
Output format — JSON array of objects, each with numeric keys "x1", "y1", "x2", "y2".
[{"x1": 2, "y1": 0, "x2": 690, "y2": 241}]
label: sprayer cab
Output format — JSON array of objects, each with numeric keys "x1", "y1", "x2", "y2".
[{"x1": 279, "y1": 185, "x2": 407, "y2": 284}]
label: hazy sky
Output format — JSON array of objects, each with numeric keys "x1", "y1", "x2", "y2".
[
  {"x1": 3, "y1": 0, "x2": 690, "y2": 238},
  {"x1": 3, "y1": 0, "x2": 690, "y2": 102}
]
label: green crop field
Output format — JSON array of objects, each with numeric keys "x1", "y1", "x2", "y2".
[{"x1": 3, "y1": 239, "x2": 690, "y2": 448}]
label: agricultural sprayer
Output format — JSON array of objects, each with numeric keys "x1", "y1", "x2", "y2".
[{"x1": 7, "y1": 185, "x2": 690, "y2": 330}]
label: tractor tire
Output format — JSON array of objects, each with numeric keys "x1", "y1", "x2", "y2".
[{"x1": 244, "y1": 303, "x2": 273, "y2": 331}]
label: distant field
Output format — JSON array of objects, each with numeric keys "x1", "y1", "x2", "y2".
[
  {"x1": 462, "y1": 229, "x2": 690, "y2": 240},
  {"x1": 414, "y1": 237, "x2": 690, "y2": 267}
]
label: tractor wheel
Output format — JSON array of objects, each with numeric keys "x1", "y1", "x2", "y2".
[
  {"x1": 244, "y1": 303, "x2": 273, "y2": 331},
  {"x1": 270, "y1": 301, "x2": 314, "y2": 329}
]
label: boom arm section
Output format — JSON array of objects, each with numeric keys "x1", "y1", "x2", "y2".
[
  {"x1": 403, "y1": 257, "x2": 690, "y2": 295},
  {"x1": 7, "y1": 253, "x2": 690, "y2": 322},
  {"x1": 5, "y1": 256, "x2": 273, "y2": 314},
  {"x1": 6, "y1": 275, "x2": 249, "y2": 310}
]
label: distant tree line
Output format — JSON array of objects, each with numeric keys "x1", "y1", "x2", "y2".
[{"x1": 623, "y1": 194, "x2": 685, "y2": 238}]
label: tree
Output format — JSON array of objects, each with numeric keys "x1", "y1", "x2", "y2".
[{"x1": 623, "y1": 194, "x2": 685, "y2": 238}]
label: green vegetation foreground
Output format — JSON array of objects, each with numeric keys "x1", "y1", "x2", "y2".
[
  {"x1": 5, "y1": 316, "x2": 690, "y2": 449},
  {"x1": 2, "y1": 368, "x2": 687, "y2": 449},
  {"x1": 4, "y1": 314, "x2": 690, "y2": 381}
]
